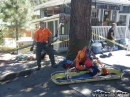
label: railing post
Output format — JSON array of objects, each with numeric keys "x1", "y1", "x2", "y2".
[{"x1": 125, "y1": 26, "x2": 128, "y2": 39}]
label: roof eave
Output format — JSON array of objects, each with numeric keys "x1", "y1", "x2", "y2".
[
  {"x1": 95, "y1": 0, "x2": 130, "y2": 6},
  {"x1": 34, "y1": 0, "x2": 71, "y2": 10},
  {"x1": 31, "y1": 14, "x2": 60, "y2": 24},
  {"x1": 34, "y1": 0, "x2": 130, "y2": 10}
]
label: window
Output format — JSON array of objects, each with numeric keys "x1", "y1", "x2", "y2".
[
  {"x1": 104, "y1": 10, "x2": 111, "y2": 21},
  {"x1": 91, "y1": 8, "x2": 99, "y2": 19},
  {"x1": 119, "y1": 15, "x2": 126, "y2": 25}
]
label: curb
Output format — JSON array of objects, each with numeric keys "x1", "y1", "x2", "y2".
[{"x1": 0, "y1": 69, "x2": 34, "y2": 82}]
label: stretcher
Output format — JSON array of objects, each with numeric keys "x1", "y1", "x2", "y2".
[{"x1": 51, "y1": 68, "x2": 124, "y2": 85}]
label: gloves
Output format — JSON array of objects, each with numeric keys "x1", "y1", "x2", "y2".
[
  {"x1": 30, "y1": 46, "x2": 33, "y2": 51},
  {"x1": 48, "y1": 42, "x2": 52, "y2": 46}
]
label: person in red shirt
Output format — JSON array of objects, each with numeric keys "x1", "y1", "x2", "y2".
[{"x1": 34, "y1": 21, "x2": 57, "y2": 70}]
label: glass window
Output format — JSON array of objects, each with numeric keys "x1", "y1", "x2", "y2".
[{"x1": 119, "y1": 15, "x2": 126, "y2": 25}]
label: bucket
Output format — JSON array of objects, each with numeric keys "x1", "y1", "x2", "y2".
[{"x1": 92, "y1": 43, "x2": 102, "y2": 54}]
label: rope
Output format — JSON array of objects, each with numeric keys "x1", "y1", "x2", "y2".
[{"x1": 68, "y1": 45, "x2": 79, "y2": 52}]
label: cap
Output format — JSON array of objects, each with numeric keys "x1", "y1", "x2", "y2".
[{"x1": 78, "y1": 51, "x2": 85, "y2": 59}]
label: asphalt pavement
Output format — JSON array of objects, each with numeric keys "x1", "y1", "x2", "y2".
[{"x1": 0, "y1": 50, "x2": 130, "y2": 97}]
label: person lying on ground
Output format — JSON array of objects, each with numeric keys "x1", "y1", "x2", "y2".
[{"x1": 84, "y1": 58, "x2": 101, "y2": 78}]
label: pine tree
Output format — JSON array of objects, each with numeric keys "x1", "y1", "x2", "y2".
[{"x1": 0, "y1": 0, "x2": 33, "y2": 40}]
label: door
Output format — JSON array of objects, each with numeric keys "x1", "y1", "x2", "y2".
[{"x1": 104, "y1": 10, "x2": 111, "y2": 21}]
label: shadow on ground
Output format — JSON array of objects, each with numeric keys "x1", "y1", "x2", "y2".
[{"x1": 0, "y1": 66, "x2": 83, "y2": 97}]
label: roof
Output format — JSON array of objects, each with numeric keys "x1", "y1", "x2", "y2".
[
  {"x1": 31, "y1": 14, "x2": 60, "y2": 24},
  {"x1": 34, "y1": 0, "x2": 69, "y2": 10},
  {"x1": 34, "y1": 0, "x2": 130, "y2": 10},
  {"x1": 97, "y1": 0, "x2": 130, "y2": 5}
]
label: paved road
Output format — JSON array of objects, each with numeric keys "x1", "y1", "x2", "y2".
[{"x1": 0, "y1": 50, "x2": 130, "y2": 97}]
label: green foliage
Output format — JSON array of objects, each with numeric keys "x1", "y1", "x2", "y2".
[
  {"x1": 0, "y1": 0, "x2": 50, "y2": 42},
  {"x1": 0, "y1": 0, "x2": 34, "y2": 39},
  {"x1": 0, "y1": 25, "x2": 8, "y2": 44},
  {"x1": 0, "y1": 47, "x2": 16, "y2": 53},
  {"x1": 0, "y1": 33, "x2": 3, "y2": 44}
]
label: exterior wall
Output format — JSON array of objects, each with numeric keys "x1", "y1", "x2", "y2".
[
  {"x1": 119, "y1": 6, "x2": 130, "y2": 13},
  {"x1": 64, "y1": 21, "x2": 70, "y2": 35},
  {"x1": 36, "y1": 1, "x2": 130, "y2": 37},
  {"x1": 4, "y1": 29, "x2": 32, "y2": 38},
  {"x1": 60, "y1": 4, "x2": 71, "y2": 14},
  {"x1": 33, "y1": 1, "x2": 130, "y2": 52},
  {"x1": 100, "y1": 9, "x2": 104, "y2": 22},
  {"x1": 39, "y1": 5, "x2": 130, "y2": 36},
  {"x1": 3, "y1": 29, "x2": 32, "y2": 48},
  {"x1": 40, "y1": 8, "x2": 45, "y2": 18},
  {"x1": 19, "y1": 29, "x2": 32, "y2": 37},
  {"x1": 3, "y1": 38, "x2": 16, "y2": 47},
  {"x1": 112, "y1": 10, "x2": 117, "y2": 21},
  {"x1": 45, "y1": 20, "x2": 59, "y2": 37}
]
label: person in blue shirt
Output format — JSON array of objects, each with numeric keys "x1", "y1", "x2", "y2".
[{"x1": 84, "y1": 58, "x2": 101, "y2": 78}]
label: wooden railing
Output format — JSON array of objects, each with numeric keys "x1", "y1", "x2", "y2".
[
  {"x1": 54, "y1": 26, "x2": 128, "y2": 52},
  {"x1": 53, "y1": 35, "x2": 69, "y2": 52},
  {"x1": 92, "y1": 26, "x2": 127, "y2": 42}
]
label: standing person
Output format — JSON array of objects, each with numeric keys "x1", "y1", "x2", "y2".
[
  {"x1": 34, "y1": 21, "x2": 57, "y2": 70},
  {"x1": 101, "y1": 23, "x2": 116, "y2": 56}
]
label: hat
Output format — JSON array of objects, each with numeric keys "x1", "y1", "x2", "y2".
[
  {"x1": 40, "y1": 21, "x2": 44, "y2": 24},
  {"x1": 84, "y1": 58, "x2": 92, "y2": 68}
]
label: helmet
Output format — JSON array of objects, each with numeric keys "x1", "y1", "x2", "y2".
[
  {"x1": 78, "y1": 51, "x2": 85, "y2": 59},
  {"x1": 84, "y1": 58, "x2": 92, "y2": 68}
]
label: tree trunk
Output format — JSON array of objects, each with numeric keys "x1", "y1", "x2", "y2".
[{"x1": 66, "y1": 0, "x2": 92, "y2": 60}]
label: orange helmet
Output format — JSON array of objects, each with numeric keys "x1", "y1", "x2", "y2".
[
  {"x1": 84, "y1": 58, "x2": 92, "y2": 68},
  {"x1": 78, "y1": 51, "x2": 85, "y2": 58}
]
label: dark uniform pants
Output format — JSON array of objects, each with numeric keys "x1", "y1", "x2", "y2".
[{"x1": 36, "y1": 42, "x2": 55, "y2": 68}]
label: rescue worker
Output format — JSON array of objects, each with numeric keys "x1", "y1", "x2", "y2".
[{"x1": 33, "y1": 21, "x2": 57, "y2": 70}]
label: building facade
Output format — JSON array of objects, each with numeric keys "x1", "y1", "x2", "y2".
[{"x1": 31, "y1": 0, "x2": 130, "y2": 52}]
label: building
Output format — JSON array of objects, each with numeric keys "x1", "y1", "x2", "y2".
[{"x1": 31, "y1": 0, "x2": 130, "y2": 52}]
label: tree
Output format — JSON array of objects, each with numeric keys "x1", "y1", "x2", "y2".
[
  {"x1": 66, "y1": 0, "x2": 92, "y2": 60},
  {"x1": 0, "y1": 0, "x2": 33, "y2": 41},
  {"x1": 0, "y1": 24, "x2": 7, "y2": 45}
]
